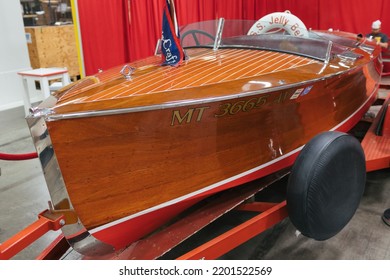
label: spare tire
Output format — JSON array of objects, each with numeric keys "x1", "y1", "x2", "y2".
[{"x1": 287, "y1": 131, "x2": 366, "y2": 240}]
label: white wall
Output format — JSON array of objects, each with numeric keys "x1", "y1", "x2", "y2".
[{"x1": 0, "y1": 0, "x2": 31, "y2": 111}]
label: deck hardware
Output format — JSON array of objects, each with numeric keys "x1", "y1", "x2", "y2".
[
  {"x1": 120, "y1": 65, "x2": 136, "y2": 80},
  {"x1": 213, "y1": 18, "x2": 225, "y2": 51},
  {"x1": 325, "y1": 41, "x2": 333, "y2": 65}
]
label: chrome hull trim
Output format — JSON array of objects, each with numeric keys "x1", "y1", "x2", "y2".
[
  {"x1": 33, "y1": 75, "x2": 335, "y2": 121},
  {"x1": 26, "y1": 116, "x2": 115, "y2": 256}
]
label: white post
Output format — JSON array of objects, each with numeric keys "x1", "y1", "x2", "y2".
[{"x1": 0, "y1": 0, "x2": 31, "y2": 112}]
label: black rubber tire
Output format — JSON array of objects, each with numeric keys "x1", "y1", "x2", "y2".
[{"x1": 287, "y1": 131, "x2": 366, "y2": 241}]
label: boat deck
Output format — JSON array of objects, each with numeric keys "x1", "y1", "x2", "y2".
[{"x1": 54, "y1": 48, "x2": 321, "y2": 113}]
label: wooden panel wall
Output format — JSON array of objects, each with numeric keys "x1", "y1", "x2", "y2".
[{"x1": 25, "y1": 25, "x2": 79, "y2": 78}]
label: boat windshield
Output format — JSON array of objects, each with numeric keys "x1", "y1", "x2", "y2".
[{"x1": 178, "y1": 19, "x2": 370, "y2": 62}]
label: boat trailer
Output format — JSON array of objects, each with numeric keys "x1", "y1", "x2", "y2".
[{"x1": 1, "y1": 92, "x2": 389, "y2": 260}]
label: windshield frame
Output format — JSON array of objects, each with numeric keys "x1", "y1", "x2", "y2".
[{"x1": 174, "y1": 19, "x2": 370, "y2": 62}]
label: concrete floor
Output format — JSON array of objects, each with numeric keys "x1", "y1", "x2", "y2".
[
  {"x1": 223, "y1": 169, "x2": 390, "y2": 260},
  {"x1": 0, "y1": 94, "x2": 389, "y2": 260},
  {"x1": 0, "y1": 106, "x2": 60, "y2": 260}
]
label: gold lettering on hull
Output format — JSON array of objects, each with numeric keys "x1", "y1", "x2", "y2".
[
  {"x1": 214, "y1": 95, "x2": 270, "y2": 118},
  {"x1": 171, "y1": 107, "x2": 210, "y2": 126},
  {"x1": 274, "y1": 92, "x2": 289, "y2": 104},
  {"x1": 170, "y1": 91, "x2": 295, "y2": 125}
]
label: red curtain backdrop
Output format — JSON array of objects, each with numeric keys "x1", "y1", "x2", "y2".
[
  {"x1": 77, "y1": 0, "x2": 390, "y2": 76},
  {"x1": 77, "y1": 0, "x2": 130, "y2": 75}
]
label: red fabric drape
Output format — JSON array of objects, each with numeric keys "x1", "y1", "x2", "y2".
[
  {"x1": 77, "y1": 0, "x2": 390, "y2": 76},
  {"x1": 125, "y1": 0, "x2": 163, "y2": 62},
  {"x1": 77, "y1": 0, "x2": 131, "y2": 75},
  {"x1": 317, "y1": 0, "x2": 384, "y2": 33}
]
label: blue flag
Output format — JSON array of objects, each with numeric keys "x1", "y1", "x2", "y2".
[{"x1": 161, "y1": 0, "x2": 185, "y2": 66}]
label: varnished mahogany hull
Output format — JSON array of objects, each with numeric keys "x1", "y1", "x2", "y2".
[{"x1": 44, "y1": 64, "x2": 379, "y2": 249}]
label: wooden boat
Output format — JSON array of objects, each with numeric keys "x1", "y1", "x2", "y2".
[{"x1": 25, "y1": 12, "x2": 382, "y2": 256}]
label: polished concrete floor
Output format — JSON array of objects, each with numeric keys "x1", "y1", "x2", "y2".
[{"x1": 0, "y1": 93, "x2": 389, "y2": 260}]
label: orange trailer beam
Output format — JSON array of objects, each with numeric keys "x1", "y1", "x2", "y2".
[
  {"x1": 0, "y1": 210, "x2": 64, "y2": 260},
  {"x1": 176, "y1": 201, "x2": 288, "y2": 260}
]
